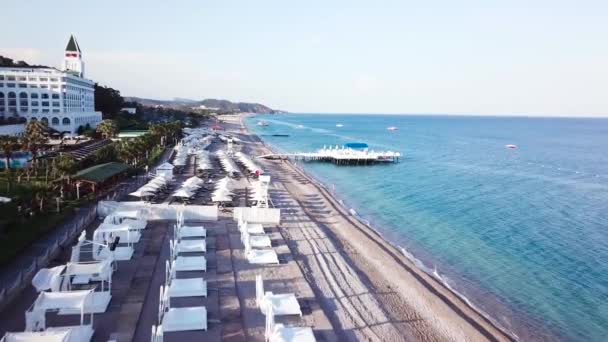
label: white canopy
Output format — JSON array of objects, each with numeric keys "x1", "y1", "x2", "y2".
[
  {"x1": 32, "y1": 290, "x2": 92, "y2": 311},
  {"x1": 32, "y1": 266, "x2": 65, "y2": 292},
  {"x1": 1, "y1": 330, "x2": 71, "y2": 342}
]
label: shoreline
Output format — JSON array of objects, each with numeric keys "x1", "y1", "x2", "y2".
[{"x1": 237, "y1": 114, "x2": 517, "y2": 341}]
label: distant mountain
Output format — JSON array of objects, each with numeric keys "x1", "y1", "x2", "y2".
[{"x1": 124, "y1": 96, "x2": 286, "y2": 114}]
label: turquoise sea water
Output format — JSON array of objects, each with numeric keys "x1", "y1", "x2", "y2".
[{"x1": 245, "y1": 114, "x2": 608, "y2": 341}]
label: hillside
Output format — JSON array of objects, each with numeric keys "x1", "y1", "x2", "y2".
[{"x1": 124, "y1": 96, "x2": 285, "y2": 114}]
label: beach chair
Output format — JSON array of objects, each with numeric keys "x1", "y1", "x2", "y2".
[
  {"x1": 158, "y1": 286, "x2": 207, "y2": 332},
  {"x1": 265, "y1": 305, "x2": 316, "y2": 342},
  {"x1": 256, "y1": 275, "x2": 301, "y2": 316},
  {"x1": 239, "y1": 220, "x2": 265, "y2": 235},
  {"x1": 245, "y1": 238, "x2": 279, "y2": 265},
  {"x1": 170, "y1": 240, "x2": 207, "y2": 272},
  {"x1": 165, "y1": 261, "x2": 207, "y2": 298},
  {"x1": 241, "y1": 229, "x2": 272, "y2": 249}
]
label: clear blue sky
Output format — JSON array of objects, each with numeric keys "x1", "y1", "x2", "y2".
[{"x1": 2, "y1": 0, "x2": 607, "y2": 116}]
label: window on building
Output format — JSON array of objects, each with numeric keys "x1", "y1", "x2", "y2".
[
  {"x1": 52, "y1": 102, "x2": 60, "y2": 107},
  {"x1": 31, "y1": 109, "x2": 39, "y2": 114},
  {"x1": 41, "y1": 117, "x2": 48, "y2": 123},
  {"x1": 18, "y1": 77, "x2": 26, "y2": 81},
  {"x1": 7, "y1": 84, "x2": 15, "y2": 88},
  {"x1": 51, "y1": 85, "x2": 58, "y2": 89},
  {"x1": 52, "y1": 109, "x2": 60, "y2": 113},
  {"x1": 39, "y1": 77, "x2": 47, "y2": 82},
  {"x1": 29, "y1": 84, "x2": 38, "y2": 88},
  {"x1": 51, "y1": 117, "x2": 59, "y2": 125},
  {"x1": 62, "y1": 118, "x2": 70, "y2": 125},
  {"x1": 51, "y1": 94, "x2": 59, "y2": 99},
  {"x1": 20, "y1": 100, "x2": 28, "y2": 106},
  {"x1": 31, "y1": 93, "x2": 38, "y2": 99},
  {"x1": 41, "y1": 94, "x2": 49, "y2": 99},
  {"x1": 41, "y1": 101, "x2": 49, "y2": 107},
  {"x1": 29, "y1": 77, "x2": 37, "y2": 81},
  {"x1": 7, "y1": 76, "x2": 15, "y2": 81},
  {"x1": 31, "y1": 101, "x2": 39, "y2": 106},
  {"x1": 18, "y1": 84, "x2": 27, "y2": 88},
  {"x1": 50, "y1": 78, "x2": 58, "y2": 82},
  {"x1": 40, "y1": 85, "x2": 48, "y2": 89},
  {"x1": 42, "y1": 109, "x2": 49, "y2": 113},
  {"x1": 0, "y1": 76, "x2": 4, "y2": 81}
]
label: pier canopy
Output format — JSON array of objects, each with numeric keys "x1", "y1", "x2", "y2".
[{"x1": 344, "y1": 142, "x2": 368, "y2": 149}]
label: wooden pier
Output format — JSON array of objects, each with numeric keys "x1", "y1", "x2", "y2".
[{"x1": 258, "y1": 148, "x2": 401, "y2": 165}]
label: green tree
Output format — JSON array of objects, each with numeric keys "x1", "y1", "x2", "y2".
[
  {"x1": 22, "y1": 120, "x2": 48, "y2": 173},
  {"x1": 94, "y1": 84, "x2": 125, "y2": 116},
  {"x1": 53, "y1": 154, "x2": 77, "y2": 180},
  {"x1": 0, "y1": 135, "x2": 20, "y2": 172},
  {"x1": 96, "y1": 119, "x2": 118, "y2": 139}
]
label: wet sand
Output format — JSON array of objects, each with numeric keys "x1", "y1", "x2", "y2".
[{"x1": 232, "y1": 115, "x2": 516, "y2": 342}]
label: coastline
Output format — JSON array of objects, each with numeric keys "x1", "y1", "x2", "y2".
[{"x1": 236, "y1": 114, "x2": 517, "y2": 341}]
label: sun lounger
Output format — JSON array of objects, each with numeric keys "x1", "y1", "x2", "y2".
[
  {"x1": 240, "y1": 221, "x2": 265, "y2": 235},
  {"x1": 245, "y1": 239, "x2": 279, "y2": 265},
  {"x1": 265, "y1": 305, "x2": 316, "y2": 342},
  {"x1": 165, "y1": 261, "x2": 207, "y2": 298},
  {"x1": 256, "y1": 275, "x2": 301, "y2": 316},
  {"x1": 175, "y1": 224, "x2": 206, "y2": 239},
  {"x1": 241, "y1": 230, "x2": 271, "y2": 248},
  {"x1": 175, "y1": 239, "x2": 206, "y2": 254},
  {"x1": 170, "y1": 242, "x2": 207, "y2": 272},
  {"x1": 158, "y1": 286, "x2": 207, "y2": 332}
]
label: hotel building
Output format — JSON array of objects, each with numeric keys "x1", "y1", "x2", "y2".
[{"x1": 0, "y1": 35, "x2": 102, "y2": 135}]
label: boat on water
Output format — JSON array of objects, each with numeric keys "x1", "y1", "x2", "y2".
[
  {"x1": 257, "y1": 121, "x2": 269, "y2": 127},
  {"x1": 336, "y1": 124, "x2": 344, "y2": 127},
  {"x1": 296, "y1": 125, "x2": 304, "y2": 128},
  {"x1": 505, "y1": 144, "x2": 518, "y2": 149},
  {"x1": 387, "y1": 126, "x2": 399, "y2": 131}
]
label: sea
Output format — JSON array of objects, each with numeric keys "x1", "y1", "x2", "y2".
[{"x1": 245, "y1": 114, "x2": 608, "y2": 342}]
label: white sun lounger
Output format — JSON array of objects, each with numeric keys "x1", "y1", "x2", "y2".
[
  {"x1": 256, "y1": 275, "x2": 302, "y2": 316},
  {"x1": 245, "y1": 239, "x2": 279, "y2": 265},
  {"x1": 240, "y1": 221, "x2": 265, "y2": 235},
  {"x1": 170, "y1": 241, "x2": 206, "y2": 271},
  {"x1": 175, "y1": 239, "x2": 206, "y2": 254},
  {"x1": 265, "y1": 305, "x2": 315, "y2": 342},
  {"x1": 242, "y1": 230, "x2": 271, "y2": 248},
  {"x1": 175, "y1": 224, "x2": 206, "y2": 239},
  {"x1": 158, "y1": 286, "x2": 207, "y2": 332},
  {"x1": 165, "y1": 261, "x2": 207, "y2": 298},
  {"x1": 1, "y1": 330, "x2": 71, "y2": 342}
]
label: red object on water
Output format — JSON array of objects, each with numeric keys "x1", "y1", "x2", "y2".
[{"x1": 255, "y1": 170, "x2": 260, "y2": 176}]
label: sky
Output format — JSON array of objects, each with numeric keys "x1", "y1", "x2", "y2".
[{"x1": 1, "y1": 0, "x2": 607, "y2": 116}]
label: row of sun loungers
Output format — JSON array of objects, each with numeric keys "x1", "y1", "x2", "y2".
[{"x1": 152, "y1": 211, "x2": 208, "y2": 340}]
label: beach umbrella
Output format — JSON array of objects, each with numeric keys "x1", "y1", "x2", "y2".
[
  {"x1": 172, "y1": 189, "x2": 194, "y2": 198},
  {"x1": 130, "y1": 189, "x2": 156, "y2": 198}
]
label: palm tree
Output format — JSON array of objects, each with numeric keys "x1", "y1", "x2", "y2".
[
  {"x1": 23, "y1": 120, "x2": 48, "y2": 177},
  {"x1": 96, "y1": 119, "x2": 118, "y2": 139},
  {"x1": 0, "y1": 135, "x2": 20, "y2": 172}
]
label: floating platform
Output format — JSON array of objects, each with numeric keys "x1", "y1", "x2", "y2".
[{"x1": 259, "y1": 147, "x2": 401, "y2": 165}]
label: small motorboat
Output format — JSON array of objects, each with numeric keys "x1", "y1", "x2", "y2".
[
  {"x1": 505, "y1": 144, "x2": 518, "y2": 149},
  {"x1": 336, "y1": 124, "x2": 344, "y2": 127},
  {"x1": 257, "y1": 121, "x2": 269, "y2": 127},
  {"x1": 296, "y1": 124, "x2": 304, "y2": 128},
  {"x1": 387, "y1": 126, "x2": 399, "y2": 131}
]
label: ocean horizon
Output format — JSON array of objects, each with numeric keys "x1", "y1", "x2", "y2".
[{"x1": 246, "y1": 114, "x2": 608, "y2": 341}]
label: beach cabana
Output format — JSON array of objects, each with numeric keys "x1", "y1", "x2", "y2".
[
  {"x1": 256, "y1": 275, "x2": 302, "y2": 316},
  {"x1": 72, "y1": 162, "x2": 129, "y2": 193},
  {"x1": 25, "y1": 290, "x2": 95, "y2": 342},
  {"x1": 1, "y1": 330, "x2": 72, "y2": 342},
  {"x1": 265, "y1": 305, "x2": 316, "y2": 342},
  {"x1": 158, "y1": 286, "x2": 207, "y2": 332},
  {"x1": 93, "y1": 223, "x2": 141, "y2": 244}
]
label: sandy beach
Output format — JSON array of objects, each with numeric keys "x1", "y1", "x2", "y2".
[{"x1": 234, "y1": 115, "x2": 516, "y2": 342}]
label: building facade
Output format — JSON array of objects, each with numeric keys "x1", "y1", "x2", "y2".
[{"x1": 0, "y1": 35, "x2": 102, "y2": 135}]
